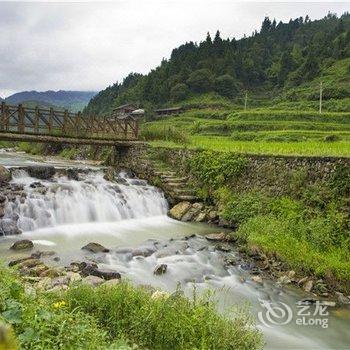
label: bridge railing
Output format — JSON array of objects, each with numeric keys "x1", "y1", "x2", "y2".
[{"x1": 0, "y1": 102, "x2": 139, "y2": 140}]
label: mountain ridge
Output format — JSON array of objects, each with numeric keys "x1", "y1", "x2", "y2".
[{"x1": 5, "y1": 90, "x2": 97, "y2": 112}]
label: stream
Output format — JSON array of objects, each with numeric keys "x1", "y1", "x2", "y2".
[{"x1": 0, "y1": 150, "x2": 349, "y2": 350}]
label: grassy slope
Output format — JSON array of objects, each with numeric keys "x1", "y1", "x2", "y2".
[{"x1": 0, "y1": 266, "x2": 262, "y2": 350}]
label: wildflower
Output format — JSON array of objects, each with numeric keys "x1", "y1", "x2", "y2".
[{"x1": 53, "y1": 301, "x2": 67, "y2": 309}]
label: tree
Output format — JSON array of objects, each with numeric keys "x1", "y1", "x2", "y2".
[
  {"x1": 186, "y1": 69, "x2": 214, "y2": 93},
  {"x1": 170, "y1": 83, "x2": 189, "y2": 101},
  {"x1": 214, "y1": 75, "x2": 238, "y2": 98}
]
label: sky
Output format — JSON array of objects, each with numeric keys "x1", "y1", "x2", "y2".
[{"x1": 0, "y1": 1, "x2": 349, "y2": 97}]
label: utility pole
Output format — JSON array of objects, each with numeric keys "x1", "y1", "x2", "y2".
[
  {"x1": 244, "y1": 91, "x2": 248, "y2": 111},
  {"x1": 319, "y1": 81, "x2": 323, "y2": 114}
]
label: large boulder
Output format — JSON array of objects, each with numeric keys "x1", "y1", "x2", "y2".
[
  {"x1": 81, "y1": 242, "x2": 110, "y2": 253},
  {"x1": 10, "y1": 239, "x2": 33, "y2": 251},
  {"x1": 0, "y1": 166, "x2": 11, "y2": 183},
  {"x1": 81, "y1": 264, "x2": 121, "y2": 280},
  {"x1": 26, "y1": 166, "x2": 55, "y2": 180},
  {"x1": 169, "y1": 201, "x2": 191, "y2": 220}
]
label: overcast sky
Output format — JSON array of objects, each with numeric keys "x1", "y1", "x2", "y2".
[{"x1": 0, "y1": 1, "x2": 349, "y2": 97}]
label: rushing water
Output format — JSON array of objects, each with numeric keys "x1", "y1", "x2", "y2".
[{"x1": 0, "y1": 151, "x2": 349, "y2": 350}]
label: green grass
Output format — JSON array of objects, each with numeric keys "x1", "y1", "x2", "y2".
[
  {"x1": 237, "y1": 214, "x2": 350, "y2": 289},
  {"x1": 150, "y1": 136, "x2": 350, "y2": 157},
  {"x1": 0, "y1": 265, "x2": 262, "y2": 350}
]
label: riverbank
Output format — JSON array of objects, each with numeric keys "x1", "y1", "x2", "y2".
[{"x1": 115, "y1": 144, "x2": 350, "y2": 300}]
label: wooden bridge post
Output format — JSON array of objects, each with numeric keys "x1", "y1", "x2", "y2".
[
  {"x1": 34, "y1": 106, "x2": 39, "y2": 134},
  {"x1": 49, "y1": 108, "x2": 53, "y2": 133},
  {"x1": 63, "y1": 110, "x2": 68, "y2": 135},
  {"x1": 0, "y1": 102, "x2": 5, "y2": 131},
  {"x1": 18, "y1": 104, "x2": 25, "y2": 133},
  {"x1": 76, "y1": 112, "x2": 81, "y2": 137}
]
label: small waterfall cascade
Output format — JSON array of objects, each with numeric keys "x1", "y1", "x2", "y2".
[{"x1": 4, "y1": 169, "x2": 168, "y2": 232}]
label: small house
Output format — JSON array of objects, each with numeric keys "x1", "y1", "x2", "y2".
[{"x1": 155, "y1": 107, "x2": 183, "y2": 117}]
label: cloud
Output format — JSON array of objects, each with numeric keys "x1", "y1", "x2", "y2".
[{"x1": 0, "y1": 1, "x2": 349, "y2": 97}]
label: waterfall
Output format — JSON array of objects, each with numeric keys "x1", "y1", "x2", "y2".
[{"x1": 4, "y1": 170, "x2": 168, "y2": 232}]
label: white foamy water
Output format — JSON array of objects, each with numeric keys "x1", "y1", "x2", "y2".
[{"x1": 5, "y1": 170, "x2": 168, "y2": 232}]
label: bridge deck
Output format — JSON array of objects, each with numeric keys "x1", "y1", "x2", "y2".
[{"x1": 0, "y1": 102, "x2": 139, "y2": 145}]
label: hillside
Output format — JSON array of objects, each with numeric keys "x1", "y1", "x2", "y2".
[
  {"x1": 5, "y1": 90, "x2": 97, "y2": 112},
  {"x1": 85, "y1": 13, "x2": 350, "y2": 115}
]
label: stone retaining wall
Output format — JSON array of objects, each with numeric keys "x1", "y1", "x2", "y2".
[{"x1": 115, "y1": 144, "x2": 350, "y2": 196}]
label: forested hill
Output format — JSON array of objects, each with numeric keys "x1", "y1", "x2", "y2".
[
  {"x1": 84, "y1": 12, "x2": 350, "y2": 115},
  {"x1": 5, "y1": 90, "x2": 97, "y2": 112}
]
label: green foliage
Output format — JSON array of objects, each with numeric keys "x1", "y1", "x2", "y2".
[
  {"x1": 67, "y1": 283, "x2": 262, "y2": 350},
  {"x1": 170, "y1": 83, "x2": 189, "y2": 101},
  {"x1": 217, "y1": 179, "x2": 350, "y2": 291},
  {"x1": 214, "y1": 75, "x2": 238, "y2": 98},
  {"x1": 188, "y1": 151, "x2": 247, "y2": 188},
  {"x1": 141, "y1": 124, "x2": 190, "y2": 144},
  {"x1": 186, "y1": 69, "x2": 214, "y2": 93},
  {"x1": 0, "y1": 266, "x2": 262, "y2": 350},
  {"x1": 221, "y1": 191, "x2": 270, "y2": 226},
  {"x1": 17, "y1": 142, "x2": 44, "y2": 155}
]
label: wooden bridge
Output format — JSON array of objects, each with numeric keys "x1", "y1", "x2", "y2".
[{"x1": 0, "y1": 103, "x2": 139, "y2": 146}]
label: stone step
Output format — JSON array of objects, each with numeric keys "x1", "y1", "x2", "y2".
[
  {"x1": 162, "y1": 177, "x2": 188, "y2": 183},
  {"x1": 164, "y1": 182, "x2": 187, "y2": 188},
  {"x1": 154, "y1": 171, "x2": 175, "y2": 176},
  {"x1": 170, "y1": 188, "x2": 196, "y2": 195},
  {"x1": 174, "y1": 195, "x2": 199, "y2": 202}
]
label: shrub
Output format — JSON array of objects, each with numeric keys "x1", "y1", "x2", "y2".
[
  {"x1": 324, "y1": 134, "x2": 341, "y2": 142},
  {"x1": 188, "y1": 151, "x2": 247, "y2": 188},
  {"x1": 170, "y1": 83, "x2": 189, "y2": 101},
  {"x1": 222, "y1": 191, "x2": 270, "y2": 226},
  {"x1": 214, "y1": 75, "x2": 238, "y2": 98},
  {"x1": 186, "y1": 69, "x2": 214, "y2": 93}
]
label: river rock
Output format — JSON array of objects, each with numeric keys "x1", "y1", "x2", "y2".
[
  {"x1": 194, "y1": 211, "x2": 207, "y2": 222},
  {"x1": 0, "y1": 166, "x2": 11, "y2": 183},
  {"x1": 215, "y1": 243, "x2": 231, "y2": 252},
  {"x1": 169, "y1": 201, "x2": 191, "y2": 220},
  {"x1": 303, "y1": 280, "x2": 314, "y2": 293},
  {"x1": 181, "y1": 203, "x2": 203, "y2": 222},
  {"x1": 251, "y1": 275, "x2": 263, "y2": 284},
  {"x1": 26, "y1": 165, "x2": 55, "y2": 180},
  {"x1": 102, "y1": 279, "x2": 121, "y2": 287},
  {"x1": 131, "y1": 247, "x2": 156, "y2": 257},
  {"x1": 103, "y1": 167, "x2": 116, "y2": 182},
  {"x1": 335, "y1": 292, "x2": 350, "y2": 304},
  {"x1": 82, "y1": 275, "x2": 104, "y2": 287},
  {"x1": 278, "y1": 275, "x2": 292, "y2": 285},
  {"x1": 0, "y1": 219, "x2": 21, "y2": 236},
  {"x1": 10, "y1": 239, "x2": 34, "y2": 251},
  {"x1": 51, "y1": 276, "x2": 70, "y2": 287},
  {"x1": 81, "y1": 264, "x2": 121, "y2": 280},
  {"x1": 205, "y1": 232, "x2": 233, "y2": 242},
  {"x1": 66, "y1": 271, "x2": 82, "y2": 283},
  {"x1": 153, "y1": 264, "x2": 167, "y2": 275},
  {"x1": 81, "y1": 242, "x2": 110, "y2": 253},
  {"x1": 37, "y1": 277, "x2": 53, "y2": 290},
  {"x1": 66, "y1": 168, "x2": 80, "y2": 181},
  {"x1": 39, "y1": 268, "x2": 62, "y2": 278},
  {"x1": 8, "y1": 255, "x2": 33, "y2": 267}
]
